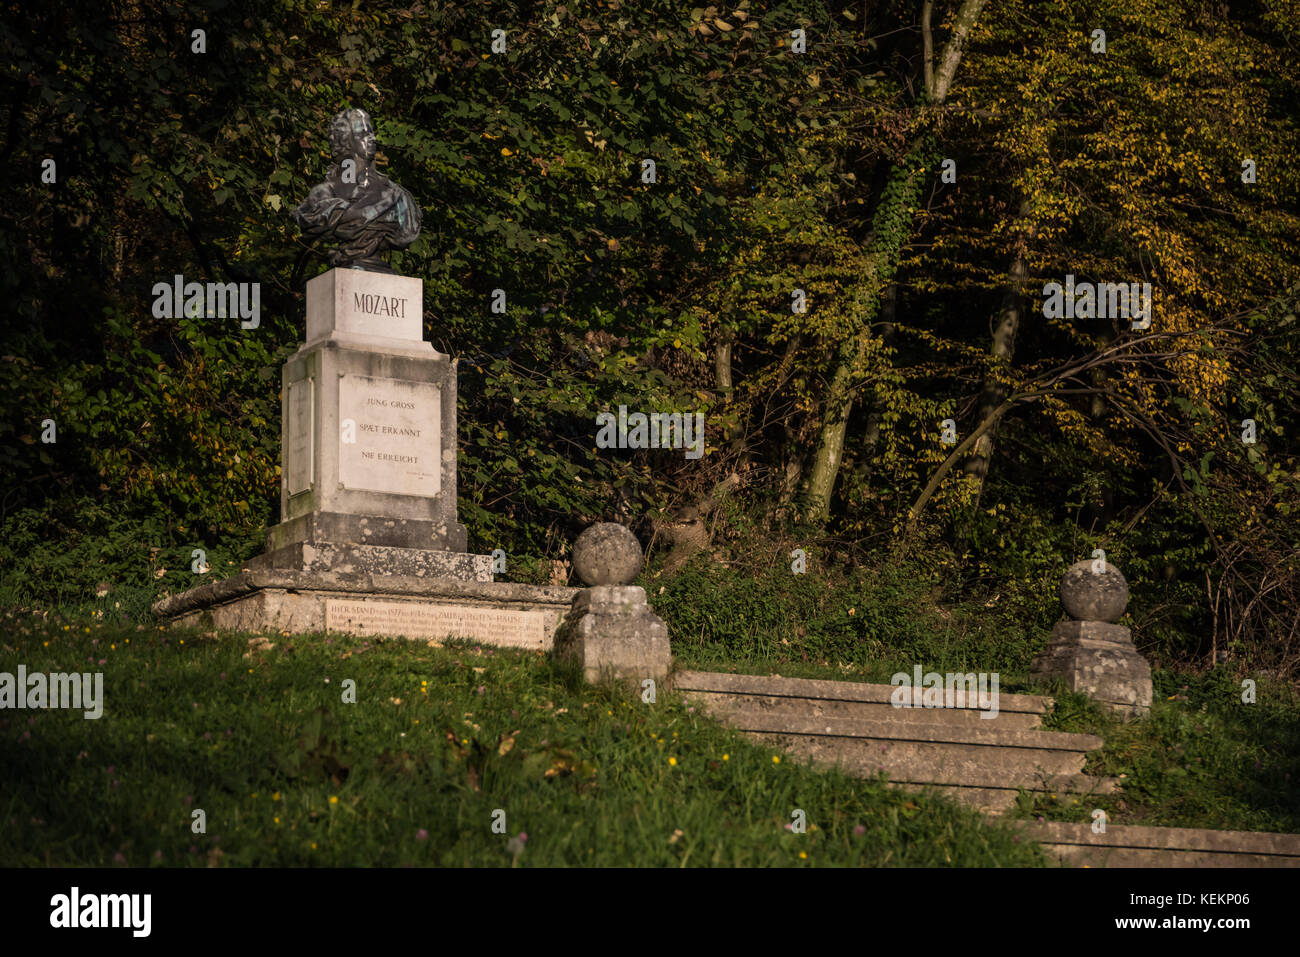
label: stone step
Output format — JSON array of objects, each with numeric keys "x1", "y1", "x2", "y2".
[
  {"x1": 687, "y1": 690, "x2": 1043, "y2": 730},
  {"x1": 673, "y1": 669, "x2": 1052, "y2": 727},
  {"x1": 735, "y1": 714, "x2": 1103, "y2": 792},
  {"x1": 1020, "y1": 821, "x2": 1300, "y2": 867},
  {"x1": 896, "y1": 775, "x2": 1121, "y2": 814},
  {"x1": 721, "y1": 711, "x2": 1102, "y2": 752},
  {"x1": 897, "y1": 785, "x2": 1021, "y2": 813},
  {"x1": 680, "y1": 668, "x2": 1114, "y2": 818},
  {"x1": 745, "y1": 728, "x2": 1092, "y2": 787}
]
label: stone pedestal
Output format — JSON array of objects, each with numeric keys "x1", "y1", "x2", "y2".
[
  {"x1": 267, "y1": 268, "x2": 468, "y2": 558},
  {"x1": 554, "y1": 585, "x2": 671, "y2": 685},
  {"x1": 553, "y1": 524, "x2": 671, "y2": 686},
  {"x1": 1030, "y1": 561, "x2": 1152, "y2": 717},
  {"x1": 151, "y1": 268, "x2": 594, "y2": 648}
]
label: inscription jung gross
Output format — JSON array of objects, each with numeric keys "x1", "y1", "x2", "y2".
[{"x1": 338, "y1": 373, "x2": 441, "y2": 498}]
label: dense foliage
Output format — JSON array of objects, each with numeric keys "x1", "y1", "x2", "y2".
[{"x1": 2, "y1": 0, "x2": 1297, "y2": 675}]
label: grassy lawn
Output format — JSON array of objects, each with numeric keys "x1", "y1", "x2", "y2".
[
  {"x1": 0, "y1": 607, "x2": 1045, "y2": 867},
  {"x1": 1022, "y1": 673, "x2": 1300, "y2": 834}
]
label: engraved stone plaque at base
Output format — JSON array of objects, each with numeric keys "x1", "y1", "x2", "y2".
[{"x1": 326, "y1": 598, "x2": 547, "y2": 649}]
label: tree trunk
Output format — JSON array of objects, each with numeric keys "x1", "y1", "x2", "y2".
[
  {"x1": 964, "y1": 197, "x2": 1033, "y2": 489},
  {"x1": 803, "y1": 0, "x2": 987, "y2": 525},
  {"x1": 805, "y1": 343, "x2": 859, "y2": 518},
  {"x1": 853, "y1": 283, "x2": 896, "y2": 488},
  {"x1": 715, "y1": 327, "x2": 744, "y2": 451}
]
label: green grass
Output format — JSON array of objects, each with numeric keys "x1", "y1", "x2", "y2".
[
  {"x1": 1020, "y1": 671, "x2": 1300, "y2": 834},
  {"x1": 0, "y1": 608, "x2": 1045, "y2": 867}
]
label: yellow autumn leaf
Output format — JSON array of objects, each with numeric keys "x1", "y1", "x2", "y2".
[{"x1": 501, "y1": 147, "x2": 514, "y2": 156}]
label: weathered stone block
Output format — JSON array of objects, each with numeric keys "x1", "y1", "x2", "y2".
[
  {"x1": 265, "y1": 510, "x2": 467, "y2": 553},
  {"x1": 554, "y1": 585, "x2": 670, "y2": 685},
  {"x1": 1031, "y1": 622, "x2": 1152, "y2": 717},
  {"x1": 246, "y1": 541, "x2": 491, "y2": 581},
  {"x1": 269, "y1": 337, "x2": 464, "y2": 548}
]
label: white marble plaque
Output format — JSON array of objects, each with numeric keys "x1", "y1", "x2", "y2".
[
  {"x1": 325, "y1": 599, "x2": 548, "y2": 649},
  {"x1": 338, "y1": 374, "x2": 441, "y2": 497},
  {"x1": 286, "y1": 377, "x2": 314, "y2": 496},
  {"x1": 306, "y1": 269, "x2": 422, "y2": 342}
]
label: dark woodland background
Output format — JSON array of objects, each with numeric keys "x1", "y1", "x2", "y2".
[{"x1": 2, "y1": 0, "x2": 1298, "y2": 676}]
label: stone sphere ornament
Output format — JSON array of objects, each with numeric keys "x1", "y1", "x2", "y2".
[
  {"x1": 572, "y1": 523, "x2": 643, "y2": 587},
  {"x1": 1060, "y1": 559, "x2": 1129, "y2": 622}
]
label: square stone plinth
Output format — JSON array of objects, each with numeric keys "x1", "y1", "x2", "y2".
[
  {"x1": 270, "y1": 333, "x2": 464, "y2": 552},
  {"x1": 554, "y1": 585, "x2": 671, "y2": 686},
  {"x1": 1030, "y1": 620, "x2": 1152, "y2": 717},
  {"x1": 306, "y1": 268, "x2": 423, "y2": 345}
]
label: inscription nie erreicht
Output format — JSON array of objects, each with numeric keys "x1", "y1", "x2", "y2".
[{"x1": 338, "y1": 373, "x2": 441, "y2": 497}]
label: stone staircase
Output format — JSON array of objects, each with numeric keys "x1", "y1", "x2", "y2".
[
  {"x1": 675, "y1": 670, "x2": 1117, "y2": 813},
  {"x1": 1020, "y1": 821, "x2": 1300, "y2": 867},
  {"x1": 674, "y1": 669, "x2": 1300, "y2": 866}
]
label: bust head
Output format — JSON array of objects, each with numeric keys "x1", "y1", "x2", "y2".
[
  {"x1": 295, "y1": 107, "x2": 421, "y2": 273},
  {"x1": 329, "y1": 108, "x2": 377, "y2": 166}
]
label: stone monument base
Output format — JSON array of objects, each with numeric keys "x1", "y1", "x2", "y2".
[
  {"x1": 554, "y1": 585, "x2": 671, "y2": 685},
  {"x1": 151, "y1": 569, "x2": 580, "y2": 652},
  {"x1": 266, "y1": 510, "x2": 468, "y2": 554},
  {"x1": 1030, "y1": 620, "x2": 1153, "y2": 717},
  {"x1": 247, "y1": 540, "x2": 491, "y2": 581}
]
